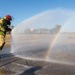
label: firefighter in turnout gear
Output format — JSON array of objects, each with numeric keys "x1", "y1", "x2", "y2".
[{"x1": 0, "y1": 15, "x2": 12, "y2": 50}]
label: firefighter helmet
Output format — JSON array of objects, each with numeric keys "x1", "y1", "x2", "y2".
[{"x1": 4, "y1": 15, "x2": 12, "y2": 21}]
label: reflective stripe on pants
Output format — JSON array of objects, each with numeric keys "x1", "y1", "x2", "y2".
[{"x1": 0, "y1": 35, "x2": 5, "y2": 47}]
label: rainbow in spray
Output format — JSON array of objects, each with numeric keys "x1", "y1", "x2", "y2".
[{"x1": 45, "y1": 17, "x2": 74, "y2": 60}]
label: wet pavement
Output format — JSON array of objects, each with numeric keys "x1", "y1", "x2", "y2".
[
  {"x1": 0, "y1": 34, "x2": 75, "y2": 75},
  {"x1": 0, "y1": 53, "x2": 75, "y2": 75}
]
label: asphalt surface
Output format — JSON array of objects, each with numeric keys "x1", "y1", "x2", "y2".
[
  {"x1": 0, "y1": 34, "x2": 75, "y2": 75},
  {"x1": 0, "y1": 53, "x2": 75, "y2": 75}
]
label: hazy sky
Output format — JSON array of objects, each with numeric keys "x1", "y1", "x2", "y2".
[{"x1": 0, "y1": 0, "x2": 75, "y2": 27}]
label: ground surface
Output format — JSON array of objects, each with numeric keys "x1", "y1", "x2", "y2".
[
  {"x1": 0, "y1": 55, "x2": 75, "y2": 75},
  {"x1": 0, "y1": 34, "x2": 75, "y2": 75}
]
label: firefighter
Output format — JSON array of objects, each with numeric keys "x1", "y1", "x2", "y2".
[{"x1": 0, "y1": 15, "x2": 12, "y2": 50}]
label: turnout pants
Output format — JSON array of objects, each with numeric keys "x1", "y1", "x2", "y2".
[{"x1": 0, "y1": 35, "x2": 5, "y2": 50}]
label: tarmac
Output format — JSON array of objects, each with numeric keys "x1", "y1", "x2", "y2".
[
  {"x1": 0, "y1": 34, "x2": 75, "y2": 75},
  {"x1": 0, "y1": 53, "x2": 75, "y2": 75}
]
